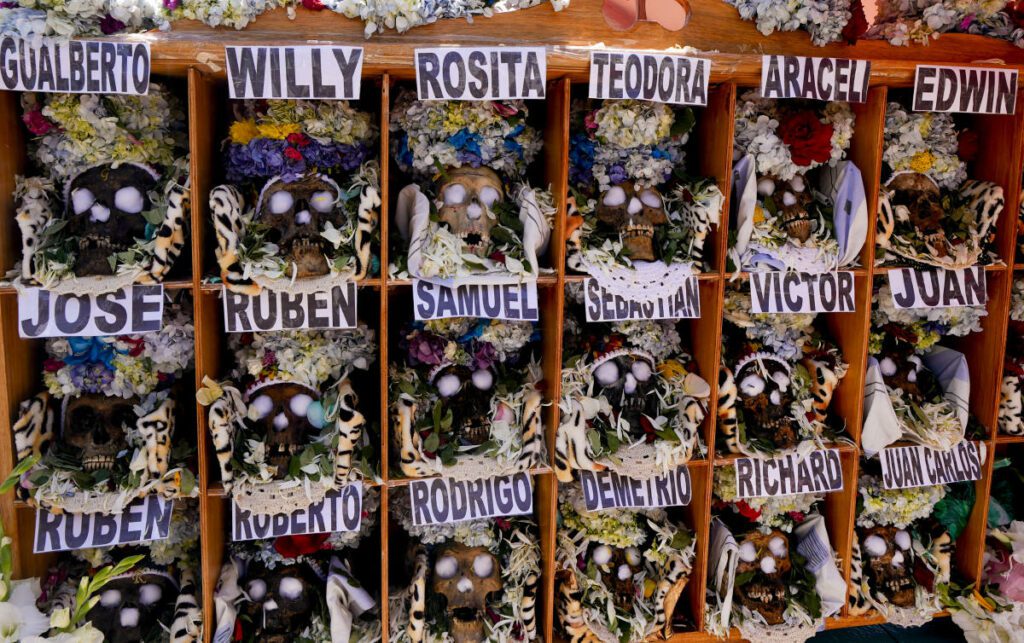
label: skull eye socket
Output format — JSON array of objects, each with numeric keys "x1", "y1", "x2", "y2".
[
  {"x1": 630, "y1": 360, "x2": 652, "y2": 383},
  {"x1": 739, "y1": 375, "x2": 765, "y2": 397},
  {"x1": 100, "y1": 589, "x2": 122, "y2": 607},
  {"x1": 472, "y1": 554, "x2": 494, "y2": 578},
  {"x1": 759, "y1": 556, "x2": 777, "y2": 574},
  {"x1": 603, "y1": 186, "x2": 626, "y2": 207},
  {"x1": 471, "y1": 369, "x2": 494, "y2": 391},
  {"x1": 770, "y1": 370, "x2": 790, "y2": 389},
  {"x1": 269, "y1": 190, "x2": 295, "y2": 215},
  {"x1": 478, "y1": 186, "x2": 500, "y2": 207},
  {"x1": 864, "y1": 534, "x2": 888, "y2": 558},
  {"x1": 895, "y1": 530, "x2": 911, "y2": 551},
  {"x1": 624, "y1": 547, "x2": 642, "y2": 566},
  {"x1": 639, "y1": 190, "x2": 662, "y2": 208},
  {"x1": 309, "y1": 190, "x2": 335, "y2": 213},
  {"x1": 114, "y1": 186, "x2": 145, "y2": 214},
  {"x1": 246, "y1": 579, "x2": 267, "y2": 601},
  {"x1": 738, "y1": 541, "x2": 757, "y2": 563},
  {"x1": 71, "y1": 188, "x2": 96, "y2": 215},
  {"x1": 768, "y1": 536, "x2": 787, "y2": 558},
  {"x1": 443, "y1": 183, "x2": 466, "y2": 206},
  {"x1": 289, "y1": 394, "x2": 313, "y2": 417},
  {"x1": 435, "y1": 555, "x2": 458, "y2": 579},
  {"x1": 594, "y1": 361, "x2": 620, "y2": 387},
  {"x1": 436, "y1": 373, "x2": 462, "y2": 398},
  {"x1": 592, "y1": 545, "x2": 613, "y2": 566},
  {"x1": 278, "y1": 577, "x2": 305, "y2": 601},
  {"x1": 250, "y1": 395, "x2": 274, "y2": 419},
  {"x1": 138, "y1": 583, "x2": 162, "y2": 606}
]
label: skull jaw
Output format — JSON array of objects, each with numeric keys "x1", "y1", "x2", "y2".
[
  {"x1": 781, "y1": 213, "x2": 813, "y2": 243},
  {"x1": 741, "y1": 400, "x2": 799, "y2": 450},
  {"x1": 288, "y1": 239, "x2": 330, "y2": 278},
  {"x1": 871, "y1": 567, "x2": 917, "y2": 608},
  {"x1": 76, "y1": 236, "x2": 121, "y2": 277},
  {"x1": 623, "y1": 229, "x2": 656, "y2": 262},
  {"x1": 736, "y1": 581, "x2": 787, "y2": 625},
  {"x1": 451, "y1": 610, "x2": 487, "y2": 643}
]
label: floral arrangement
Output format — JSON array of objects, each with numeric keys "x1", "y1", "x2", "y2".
[
  {"x1": 718, "y1": 288, "x2": 848, "y2": 456},
  {"x1": 555, "y1": 284, "x2": 711, "y2": 480},
  {"x1": 556, "y1": 484, "x2": 695, "y2": 642},
  {"x1": 14, "y1": 299, "x2": 197, "y2": 515},
  {"x1": 389, "y1": 318, "x2": 544, "y2": 479},
  {"x1": 389, "y1": 494, "x2": 541, "y2": 642},
  {"x1": 730, "y1": 93, "x2": 866, "y2": 273},
  {"x1": 722, "y1": 0, "x2": 861, "y2": 45},
  {"x1": 566, "y1": 99, "x2": 723, "y2": 281},
  {"x1": 877, "y1": 102, "x2": 1002, "y2": 269},
  {"x1": 0, "y1": 1, "x2": 166, "y2": 37},
  {"x1": 1000, "y1": 279, "x2": 1024, "y2": 435},
  {"x1": 868, "y1": 0, "x2": 1024, "y2": 47}
]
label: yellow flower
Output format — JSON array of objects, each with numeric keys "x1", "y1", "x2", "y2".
[
  {"x1": 256, "y1": 122, "x2": 301, "y2": 140},
  {"x1": 909, "y1": 151, "x2": 935, "y2": 174},
  {"x1": 229, "y1": 119, "x2": 260, "y2": 145},
  {"x1": 658, "y1": 359, "x2": 689, "y2": 380},
  {"x1": 919, "y1": 113, "x2": 933, "y2": 137},
  {"x1": 753, "y1": 205, "x2": 766, "y2": 224}
]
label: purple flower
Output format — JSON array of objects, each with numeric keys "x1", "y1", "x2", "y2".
[
  {"x1": 471, "y1": 342, "x2": 497, "y2": 371},
  {"x1": 163, "y1": 0, "x2": 180, "y2": 8},
  {"x1": 99, "y1": 14, "x2": 125, "y2": 35},
  {"x1": 408, "y1": 333, "x2": 446, "y2": 366},
  {"x1": 608, "y1": 164, "x2": 627, "y2": 185}
]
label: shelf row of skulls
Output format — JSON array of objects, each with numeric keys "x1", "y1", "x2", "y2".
[{"x1": 3, "y1": 78, "x2": 1024, "y2": 642}]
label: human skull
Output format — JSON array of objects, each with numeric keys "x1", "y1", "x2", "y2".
[
  {"x1": 735, "y1": 353, "x2": 798, "y2": 450},
  {"x1": 596, "y1": 183, "x2": 669, "y2": 261},
  {"x1": 860, "y1": 526, "x2": 917, "y2": 607},
  {"x1": 245, "y1": 382, "x2": 325, "y2": 477},
  {"x1": 65, "y1": 163, "x2": 158, "y2": 276},
  {"x1": 734, "y1": 529, "x2": 791, "y2": 625},
  {"x1": 590, "y1": 543, "x2": 642, "y2": 611},
  {"x1": 431, "y1": 542, "x2": 503, "y2": 643},
  {"x1": 590, "y1": 350, "x2": 659, "y2": 440},
  {"x1": 240, "y1": 563, "x2": 320, "y2": 643},
  {"x1": 759, "y1": 174, "x2": 815, "y2": 243},
  {"x1": 256, "y1": 174, "x2": 343, "y2": 278},
  {"x1": 436, "y1": 167, "x2": 504, "y2": 258},
  {"x1": 62, "y1": 393, "x2": 136, "y2": 471},
  {"x1": 89, "y1": 570, "x2": 177, "y2": 643},
  {"x1": 888, "y1": 173, "x2": 946, "y2": 255},
  {"x1": 430, "y1": 363, "x2": 496, "y2": 447}
]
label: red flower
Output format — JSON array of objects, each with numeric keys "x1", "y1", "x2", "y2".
[
  {"x1": 284, "y1": 147, "x2": 303, "y2": 162},
  {"x1": 1006, "y1": 0, "x2": 1024, "y2": 28},
  {"x1": 778, "y1": 110, "x2": 835, "y2": 168},
  {"x1": 273, "y1": 533, "x2": 329, "y2": 558},
  {"x1": 842, "y1": 0, "x2": 869, "y2": 43},
  {"x1": 233, "y1": 618, "x2": 243, "y2": 641},
  {"x1": 958, "y1": 129, "x2": 979, "y2": 163},
  {"x1": 302, "y1": 0, "x2": 325, "y2": 8},
  {"x1": 43, "y1": 358, "x2": 64, "y2": 373},
  {"x1": 22, "y1": 108, "x2": 54, "y2": 136},
  {"x1": 735, "y1": 501, "x2": 761, "y2": 521},
  {"x1": 286, "y1": 132, "x2": 311, "y2": 148}
]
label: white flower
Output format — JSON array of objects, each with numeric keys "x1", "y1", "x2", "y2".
[{"x1": 0, "y1": 579, "x2": 49, "y2": 643}]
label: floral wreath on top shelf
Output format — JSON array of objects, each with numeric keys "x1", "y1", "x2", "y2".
[
  {"x1": 722, "y1": 0, "x2": 866, "y2": 46},
  {"x1": 12, "y1": 89, "x2": 190, "y2": 295},
  {"x1": 555, "y1": 484, "x2": 696, "y2": 642},
  {"x1": 1000, "y1": 280, "x2": 1024, "y2": 435},
  {"x1": 554, "y1": 282, "x2": 711, "y2": 482},
  {"x1": 13, "y1": 298, "x2": 196, "y2": 515},
  {"x1": 214, "y1": 489, "x2": 381, "y2": 643},
  {"x1": 877, "y1": 102, "x2": 1003, "y2": 270},
  {"x1": 717, "y1": 288, "x2": 848, "y2": 456},
  {"x1": 388, "y1": 494, "x2": 541, "y2": 643},
  {"x1": 211, "y1": 100, "x2": 381, "y2": 295},
  {"x1": 849, "y1": 472, "x2": 969, "y2": 628},
  {"x1": 706, "y1": 469, "x2": 842, "y2": 643},
  {"x1": 390, "y1": 317, "x2": 544, "y2": 479},
  {"x1": 867, "y1": 0, "x2": 1024, "y2": 48},
  {"x1": 390, "y1": 91, "x2": 554, "y2": 283},
  {"x1": 565, "y1": 99, "x2": 724, "y2": 301},
  {"x1": 196, "y1": 326, "x2": 377, "y2": 515},
  {"x1": 862, "y1": 284, "x2": 984, "y2": 454},
  {"x1": 730, "y1": 93, "x2": 868, "y2": 273},
  {"x1": 0, "y1": 3, "x2": 166, "y2": 38}
]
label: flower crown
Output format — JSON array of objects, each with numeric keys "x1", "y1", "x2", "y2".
[
  {"x1": 868, "y1": 0, "x2": 1024, "y2": 48},
  {"x1": 724, "y1": 0, "x2": 859, "y2": 46},
  {"x1": 0, "y1": 4, "x2": 166, "y2": 39},
  {"x1": 390, "y1": 90, "x2": 542, "y2": 180},
  {"x1": 882, "y1": 104, "x2": 966, "y2": 190},
  {"x1": 869, "y1": 284, "x2": 987, "y2": 356},
  {"x1": 404, "y1": 318, "x2": 537, "y2": 370},
  {"x1": 713, "y1": 466, "x2": 824, "y2": 531}
]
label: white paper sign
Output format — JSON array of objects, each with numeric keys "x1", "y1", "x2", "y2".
[
  {"x1": 579, "y1": 466, "x2": 691, "y2": 511},
  {"x1": 0, "y1": 37, "x2": 150, "y2": 94},
  {"x1": 18, "y1": 284, "x2": 164, "y2": 338},
  {"x1": 583, "y1": 276, "x2": 699, "y2": 322},
  {"x1": 880, "y1": 441, "x2": 982, "y2": 490},
  {"x1": 914, "y1": 65, "x2": 1018, "y2": 114},
  {"x1": 413, "y1": 280, "x2": 539, "y2": 321},
  {"x1": 231, "y1": 486, "x2": 363, "y2": 541},
  {"x1": 589, "y1": 51, "x2": 710, "y2": 106},
  {"x1": 415, "y1": 47, "x2": 546, "y2": 100},
  {"x1": 34, "y1": 496, "x2": 173, "y2": 553},
  {"x1": 887, "y1": 266, "x2": 987, "y2": 309},
  {"x1": 734, "y1": 449, "x2": 843, "y2": 499},
  {"x1": 225, "y1": 46, "x2": 363, "y2": 100},
  {"x1": 222, "y1": 284, "x2": 358, "y2": 333},
  {"x1": 760, "y1": 55, "x2": 870, "y2": 102},
  {"x1": 749, "y1": 271, "x2": 855, "y2": 314},
  {"x1": 408, "y1": 472, "x2": 533, "y2": 526}
]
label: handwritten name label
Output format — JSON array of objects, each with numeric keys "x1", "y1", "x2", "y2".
[
  {"x1": 880, "y1": 441, "x2": 982, "y2": 490},
  {"x1": 589, "y1": 51, "x2": 710, "y2": 106},
  {"x1": 35, "y1": 496, "x2": 172, "y2": 553},
  {"x1": 231, "y1": 486, "x2": 362, "y2": 541},
  {"x1": 408, "y1": 472, "x2": 533, "y2": 526},
  {"x1": 750, "y1": 271, "x2": 855, "y2": 314},
  {"x1": 579, "y1": 466, "x2": 691, "y2": 511},
  {"x1": 914, "y1": 65, "x2": 1018, "y2": 114},
  {"x1": 413, "y1": 280, "x2": 538, "y2": 321},
  {"x1": 584, "y1": 277, "x2": 699, "y2": 322},
  {"x1": 415, "y1": 47, "x2": 546, "y2": 100},
  {"x1": 225, "y1": 46, "x2": 363, "y2": 100},
  {"x1": 222, "y1": 284, "x2": 358, "y2": 333},
  {"x1": 887, "y1": 266, "x2": 987, "y2": 309},
  {"x1": 0, "y1": 37, "x2": 150, "y2": 94},
  {"x1": 734, "y1": 449, "x2": 843, "y2": 499},
  {"x1": 19, "y1": 285, "x2": 164, "y2": 339},
  {"x1": 761, "y1": 55, "x2": 870, "y2": 102}
]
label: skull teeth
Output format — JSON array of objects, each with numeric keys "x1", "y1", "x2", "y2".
[
  {"x1": 82, "y1": 455, "x2": 115, "y2": 471},
  {"x1": 623, "y1": 225, "x2": 655, "y2": 239}
]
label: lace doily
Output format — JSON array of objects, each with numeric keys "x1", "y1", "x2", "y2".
[
  {"x1": 17, "y1": 269, "x2": 143, "y2": 296},
  {"x1": 232, "y1": 479, "x2": 332, "y2": 515},
  {"x1": 744, "y1": 242, "x2": 839, "y2": 274},
  {"x1": 580, "y1": 256, "x2": 696, "y2": 303},
  {"x1": 597, "y1": 442, "x2": 690, "y2": 480},
  {"x1": 254, "y1": 271, "x2": 359, "y2": 296},
  {"x1": 41, "y1": 489, "x2": 141, "y2": 515},
  {"x1": 877, "y1": 603, "x2": 937, "y2": 628},
  {"x1": 737, "y1": 618, "x2": 821, "y2": 643},
  {"x1": 423, "y1": 453, "x2": 534, "y2": 482}
]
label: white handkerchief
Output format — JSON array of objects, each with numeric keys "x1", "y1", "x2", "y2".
[
  {"x1": 861, "y1": 357, "x2": 902, "y2": 456},
  {"x1": 795, "y1": 513, "x2": 845, "y2": 618}
]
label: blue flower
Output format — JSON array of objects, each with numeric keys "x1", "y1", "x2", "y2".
[{"x1": 449, "y1": 129, "x2": 482, "y2": 157}]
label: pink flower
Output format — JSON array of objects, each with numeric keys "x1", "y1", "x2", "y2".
[
  {"x1": 584, "y1": 111, "x2": 598, "y2": 132},
  {"x1": 302, "y1": 0, "x2": 325, "y2": 8},
  {"x1": 491, "y1": 102, "x2": 519, "y2": 117},
  {"x1": 22, "y1": 109, "x2": 53, "y2": 136}
]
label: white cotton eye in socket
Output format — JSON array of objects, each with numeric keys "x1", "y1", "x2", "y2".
[
  {"x1": 631, "y1": 360, "x2": 652, "y2": 382},
  {"x1": 435, "y1": 555, "x2": 458, "y2": 579},
  {"x1": 309, "y1": 190, "x2": 335, "y2": 213},
  {"x1": 603, "y1": 186, "x2": 626, "y2": 207},
  {"x1": 246, "y1": 579, "x2": 267, "y2": 601},
  {"x1": 473, "y1": 554, "x2": 494, "y2": 578},
  {"x1": 479, "y1": 186, "x2": 500, "y2": 207},
  {"x1": 273, "y1": 412, "x2": 289, "y2": 431},
  {"x1": 625, "y1": 547, "x2": 642, "y2": 566},
  {"x1": 114, "y1": 186, "x2": 145, "y2": 213},
  {"x1": 100, "y1": 589, "x2": 122, "y2": 607},
  {"x1": 639, "y1": 190, "x2": 662, "y2": 208},
  {"x1": 880, "y1": 357, "x2": 898, "y2": 377},
  {"x1": 782, "y1": 192, "x2": 798, "y2": 207},
  {"x1": 768, "y1": 536, "x2": 787, "y2": 558},
  {"x1": 90, "y1": 203, "x2": 111, "y2": 223},
  {"x1": 738, "y1": 541, "x2": 757, "y2": 563},
  {"x1": 627, "y1": 197, "x2": 643, "y2": 215},
  {"x1": 444, "y1": 183, "x2": 466, "y2": 205},
  {"x1": 757, "y1": 179, "x2": 775, "y2": 197},
  {"x1": 269, "y1": 190, "x2": 294, "y2": 215},
  {"x1": 120, "y1": 608, "x2": 141, "y2": 628},
  {"x1": 739, "y1": 375, "x2": 765, "y2": 397},
  {"x1": 593, "y1": 545, "x2": 613, "y2": 566},
  {"x1": 139, "y1": 583, "x2": 163, "y2": 606},
  {"x1": 895, "y1": 530, "x2": 912, "y2": 551},
  {"x1": 789, "y1": 175, "x2": 806, "y2": 192},
  {"x1": 617, "y1": 564, "x2": 632, "y2": 581},
  {"x1": 864, "y1": 534, "x2": 888, "y2": 557},
  {"x1": 771, "y1": 370, "x2": 791, "y2": 389},
  {"x1": 891, "y1": 551, "x2": 905, "y2": 567},
  {"x1": 437, "y1": 373, "x2": 462, "y2": 398},
  {"x1": 289, "y1": 393, "x2": 313, "y2": 417},
  {"x1": 471, "y1": 369, "x2": 494, "y2": 391},
  {"x1": 250, "y1": 395, "x2": 273, "y2": 419},
  {"x1": 279, "y1": 577, "x2": 304, "y2": 600},
  {"x1": 760, "y1": 556, "x2": 777, "y2": 574},
  {"x1": 71, "y1": 188, "x2": 95, "y2": 214},
  {"x1": 594, "y1": 361, "x2": 620, "y2": 386}
]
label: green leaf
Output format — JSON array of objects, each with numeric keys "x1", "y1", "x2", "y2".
[
  {"x1": 670, "y1": 529, "x2": 692, "y2": 551},
  {"x1": 423, "y1": 432, "x2": 440, "y2": 453},
  {"x1": 0, "y1": 454, "x2": 39, "y2": 494},
  {"x1": 178, "y1": 468, "x2": 196, "y2": 497}
]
